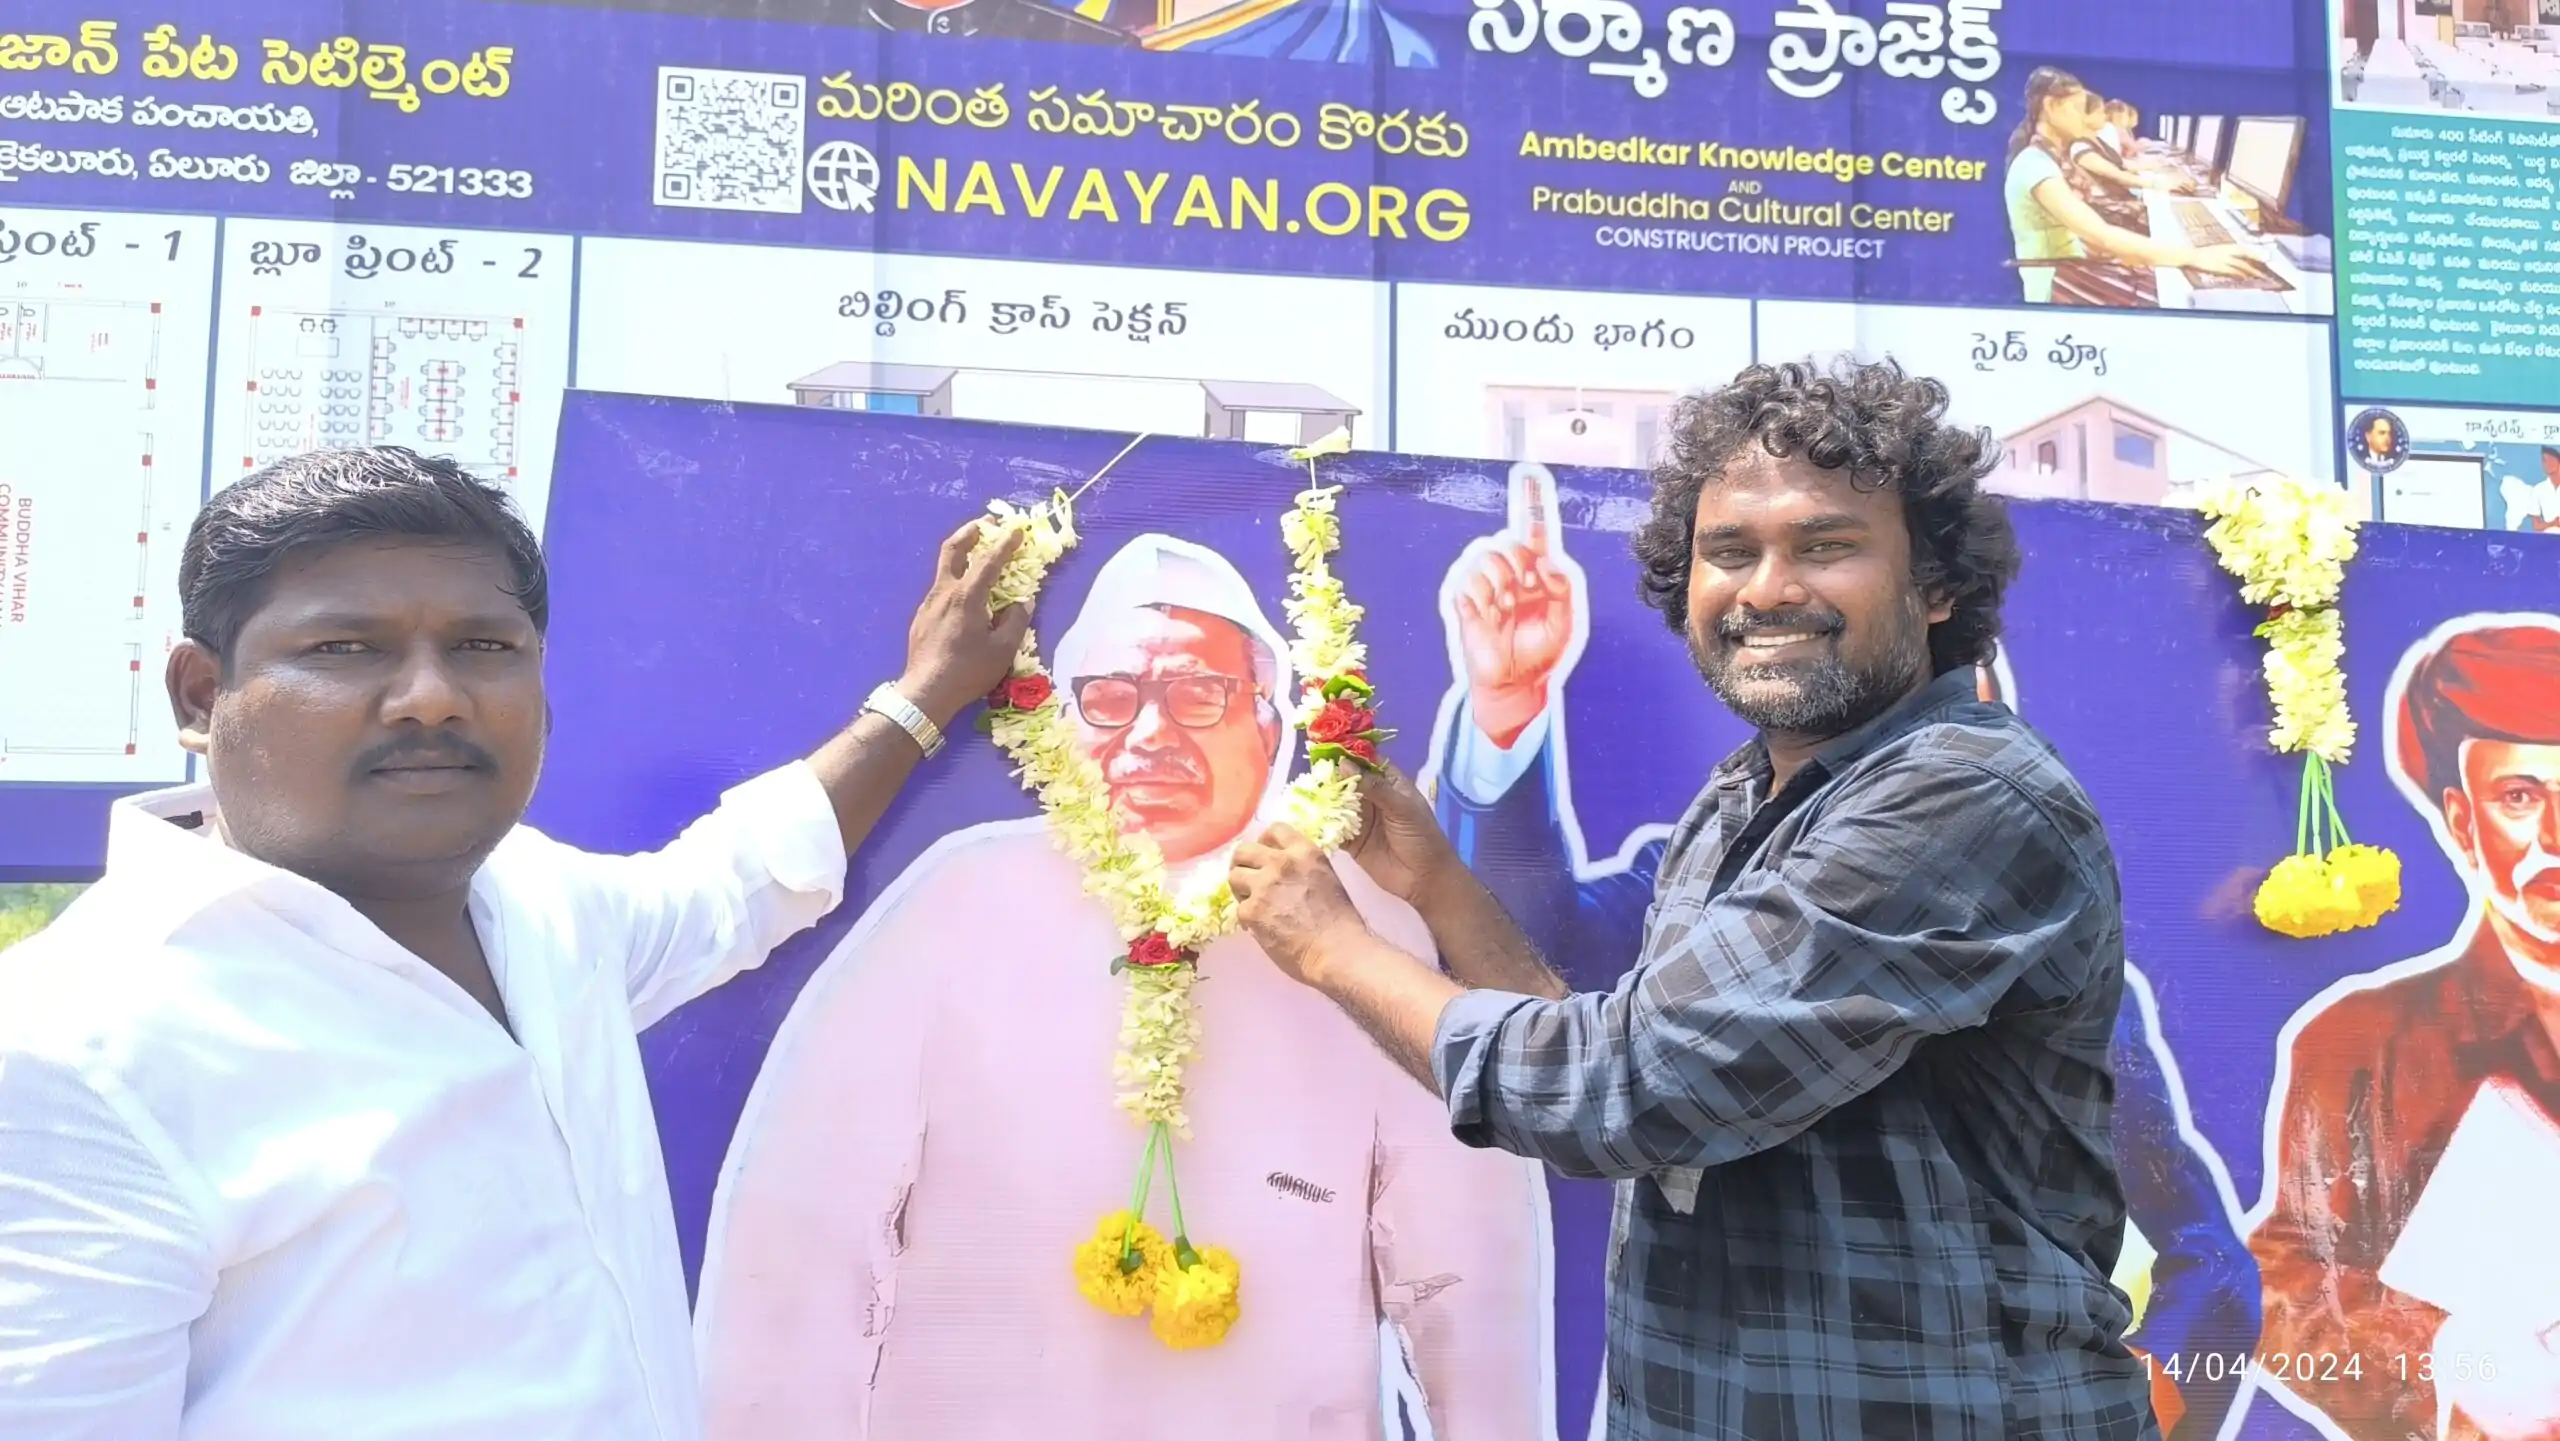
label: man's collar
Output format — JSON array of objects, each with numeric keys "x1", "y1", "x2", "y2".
[
  {"x1": 1810, "y1": 666, "x2": 1984, "y2": 772},
  {"x1": 2452, "y1": 920, "x2": 2554, "y2": 1051},
  {"x1": 100, "y1": 781, "x2": 306, "y2": 941},
  {"x1": 1712, "y1": 666, "x2": 1984, "y2": 790}
]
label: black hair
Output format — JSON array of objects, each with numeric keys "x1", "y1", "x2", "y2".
[
  {"x1": 1630, "y1": 357, "x2": 2021, "y2": 677},
  {"x1": 2009, "y1": 65, "x2": 2089, "y2": 162},
  {"x1": 178, "y1": 447, "x2": 546, "y2": 665}
]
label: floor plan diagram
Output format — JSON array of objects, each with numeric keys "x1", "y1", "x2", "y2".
[{"x1": 0, "y1": 210, "x2": 216, "y2": 785}]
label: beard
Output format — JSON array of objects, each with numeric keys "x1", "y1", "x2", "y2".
[{"x1": 1689, "y1": 592, "x2": 1933, "y2": 740}]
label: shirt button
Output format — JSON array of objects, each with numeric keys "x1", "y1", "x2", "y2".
[{"x1": 1612, "y1": 1383, "x2": 1629, "y2": 1408}]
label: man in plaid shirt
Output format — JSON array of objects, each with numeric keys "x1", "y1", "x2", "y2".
[{"x1": 1229, "y1": 358, "x2": 2157, "y2": 1439}]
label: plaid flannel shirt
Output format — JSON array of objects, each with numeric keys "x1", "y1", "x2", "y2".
[{"x1": 1433, "y1": 667, "x2": 2157, "y2": 1440}]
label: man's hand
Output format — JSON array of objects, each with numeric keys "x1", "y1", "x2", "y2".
[
  {"x1": 1451, "y1": 464, "x2": 1581, "y2": 749},
  {"x1": 897, "y1": 520, "x2": 1031, "y2": 728},
  {"x1": 1233, "y1": 822, "x2": 1466, "y2": 1088},
  {"x1": 1344, "y1": 762, "x2": 1465, "y2": 906},
  {"x1": 1231, "y1": 824, "x2": 1373, "y2": 988}
]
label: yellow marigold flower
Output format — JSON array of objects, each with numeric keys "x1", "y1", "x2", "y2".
[
  {"x1": 1149, "y1": 1244, "x2": 1242, "y2": 1349},
  {"x1": 1074, "y1": 1210, "x2": 1173, "y2": 1317},
  {"x1": 2329, "y1": 843, "x2": 2403, "y2": 929},
  {"x1": 2254, "y1": 852, "x2": 2364, "y2": 939}
]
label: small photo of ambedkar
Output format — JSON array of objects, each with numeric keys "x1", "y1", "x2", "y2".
[{"x1": 695, "y1": 533, "x2": 1552, "y2": 1441}]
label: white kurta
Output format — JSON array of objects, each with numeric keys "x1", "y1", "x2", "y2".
[{"x1": 0, "y1": 764, "x2": 847, "y2": 1441}]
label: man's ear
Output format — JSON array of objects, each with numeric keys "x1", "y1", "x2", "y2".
[
  {"x1": 2444, "y1": 788, "x2": 2479, "y2": 867},
  {"x1": 166, "y1": 640, "x2": 221, "y2": 757}
]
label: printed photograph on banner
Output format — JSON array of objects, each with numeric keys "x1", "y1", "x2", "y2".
[
  {"x1": 692, "y1": 532, "x2": 1549, "y2": 1441},
  {"x1": 1410, "y1": 459, "x2": 2263, "y2": 1441},
  {"x1": 0, "y1": 208, "x2": 217, "y2": 785},
  {"x1": 576, "y1": 238, "x2": 1384, "y2": 446},
  {"x1": 2330, "y1": 0, "x2": 2560, "y2": 115},
  {"x1": 2249, "y1": 610, "x2": 2560, "y2": 1441},
  {"x1": 207, "y1": 220, "x2": 574, "y2": 533},
  {"x1": 2341, "y1": 402, "x2": 2560, "y2": 531},
  {"x1": 1993, "y1": 73, "x2": 2331, "y2": 315},
  {"x1": 1726, "y1": 303, "x2": 2336, "y2": 508},
  {"x1": 1388, "y1": 283, "x2": 1750, "y2": 468}
]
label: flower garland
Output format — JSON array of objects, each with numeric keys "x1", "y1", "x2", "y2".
[
  {"x1": 2196, "y1": 474, "x2": 2402, "y2": 939},
  {"x1": 972, "y1": 430, "x2": 1390, "y2": 1348}
]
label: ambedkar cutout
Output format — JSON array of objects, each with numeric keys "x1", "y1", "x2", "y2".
[{"x1": 695, "y1": 533, "x2": 1550, "y2": 1441}]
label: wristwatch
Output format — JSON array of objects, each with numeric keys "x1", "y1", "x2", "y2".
[{"x1": 862, "y1": 683, "x2": 947, "y2": 759}]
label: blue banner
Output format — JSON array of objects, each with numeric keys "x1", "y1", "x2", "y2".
[{"x1": 520, "y1": 391, "x2": 2560, "y2": 1441}]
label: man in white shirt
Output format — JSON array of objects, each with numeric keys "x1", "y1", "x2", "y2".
[{"x1": 0, "y1": 445, "x2": 1028, "y2": 1441}]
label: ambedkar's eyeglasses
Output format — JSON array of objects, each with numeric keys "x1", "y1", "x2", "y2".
[{"x1": 1071, "y1": 673, "x2": 1248, "y2": 729}]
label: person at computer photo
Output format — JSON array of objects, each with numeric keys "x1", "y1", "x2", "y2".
[
  {"x1": 2002, "y1": 66, "x2": 2273, "y2": 306},
  {"x1": 2104, "y1": 99, "x2": 2151, "y2": 158},
  {"x1": 2058, "y1": 88, "x2": 2191, "y2": 207}
]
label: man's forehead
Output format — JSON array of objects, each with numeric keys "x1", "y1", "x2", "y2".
[
  {"x1": 250, "y1": 538, "x2": 525, "y2": 623},
  {"x1": 1087, "y1": 606, "x2": 1248, "y2": 662},
  {"x1": 1696, "y1": 452, "x2": 1890, "y2": 526},
  {"x1": 2460, "y1": 737, "x2": 2560, "y2": 785}
]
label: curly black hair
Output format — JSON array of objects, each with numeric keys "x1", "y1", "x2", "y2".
[{"x1": 1631, "y1": 357, "x2": 2020, "y2": 676}]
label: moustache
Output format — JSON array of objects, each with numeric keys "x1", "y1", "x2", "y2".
[
  {"x1": 1108, "y1": 755, "x2": 1206, "y2": 786},
  {"x1": 353, "y1": 732, "x2": 500, "y2": 778},
  {"x1": 1715, "y1": 609, "x2": 1846, "y2": 642},
  {"x1": 2514, "y1": 846, "x2": 2560, "y2": 892}
]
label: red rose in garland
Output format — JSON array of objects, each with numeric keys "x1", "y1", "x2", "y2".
[
  {"x1": 987, "y1": 672, "x2": 1057, "y2": 712},
  {"x1": 1306, "y1": 698, "x2": 1375, "y2": 744}
]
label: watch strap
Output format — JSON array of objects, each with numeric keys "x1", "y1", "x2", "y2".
[{"x1": 863, "y1": 683, "x2": 946, "y2": 759}]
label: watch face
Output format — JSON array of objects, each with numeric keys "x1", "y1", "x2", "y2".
[{"x1": 2348, "y1": 407, "x2": 2409, "y2": 474}]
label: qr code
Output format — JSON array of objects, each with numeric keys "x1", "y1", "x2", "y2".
[{"x1": 652, "y1": 66, "x2": 807, "y2": 215}]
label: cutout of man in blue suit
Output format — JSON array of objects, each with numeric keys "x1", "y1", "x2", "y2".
[{"x1": 1417, "y1": 462, "x2": 2263, "y2": 1441}]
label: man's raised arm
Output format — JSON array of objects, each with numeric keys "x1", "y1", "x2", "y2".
[{"x1": 543, "y1": 520, "x2": 1028, "y2": 1028}]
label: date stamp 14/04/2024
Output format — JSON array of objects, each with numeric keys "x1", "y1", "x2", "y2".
[{"x1": 2141, "y1": 1351, "x2": 2504, "y2": 1387}]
